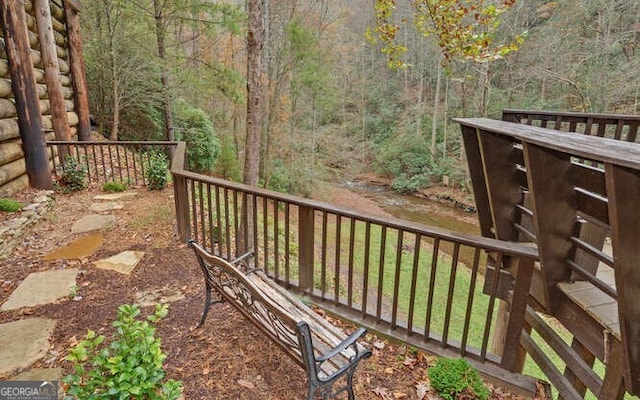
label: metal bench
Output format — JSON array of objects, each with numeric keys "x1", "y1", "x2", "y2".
[{"x1": 189, "y1": 240, "x2": 372, "y2": 400}]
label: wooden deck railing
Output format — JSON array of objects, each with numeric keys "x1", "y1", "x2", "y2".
[
  {"x1": 455, "y1": 116, "x2": 640, "y2": 399},
  {"x1": 46, "y1": 141, "x2": 178, "y2": 187},
  {"x1": 502, "y1": 109, "x2": 640, "y2": 143},
  {"x1": 170, "y1": 142, "x2": 540, "y2": 394}
]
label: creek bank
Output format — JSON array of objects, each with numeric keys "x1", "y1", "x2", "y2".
[{"x1": 352, "y1": 174, "x2": 477, "y2": 215}]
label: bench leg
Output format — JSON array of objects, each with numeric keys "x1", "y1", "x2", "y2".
[
  {"x1": 197, "y1": 284, "x2": 223, "y2": 327},
  {"x1": 307, "y1": 364, "x2": 359, "y2": 400}
]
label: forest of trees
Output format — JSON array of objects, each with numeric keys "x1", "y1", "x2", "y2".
[{"x1": 80, "y1": 0, "x2": 640, "y2": 195}]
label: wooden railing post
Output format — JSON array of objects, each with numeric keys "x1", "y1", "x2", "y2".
[
  {"x1": 606, "y1": 162, "x2": 640, "y2": 394},
  {"x1": 170, "y1": 143, "x2": 191, "y2": 241},
  {"x1": 498, "y1": 255, "x2": 535, "y2": 372},
  {"x1": 298, "y1": 204, "x2": 315, "y2": 292}
]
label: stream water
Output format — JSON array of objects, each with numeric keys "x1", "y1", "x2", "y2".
[{"x1": 342, "y1": 181, "x2": 480, "y2": 236}]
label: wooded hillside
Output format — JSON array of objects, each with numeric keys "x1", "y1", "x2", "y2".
[{"x1": 80, "y1": 0, "x2": 639, "y2": 194}]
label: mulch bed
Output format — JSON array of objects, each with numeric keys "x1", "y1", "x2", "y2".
[{"x1": 0, "y1": 186, "x2": 538, "y2": 399}]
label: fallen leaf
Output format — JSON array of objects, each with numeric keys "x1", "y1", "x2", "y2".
[
  {"x1": 374, "y1": 340, "x2": 386, "y2": 350},
  {"x1": 415, "y1": 381, "x2": 430, "y2": 400},
  {"x1": 384, "y1": 367, "x2": 394, "y2": 375},
  {"x1": 372, "y1": 387, "x2": 391, "y2": 399},
  {"x1": 403, "y1": 356, "x2": 416, "y2": 367},
  {"x1": 393, "y1": 391, "x2": 407, "y2": 398},
  {"x1": 202, "y1": 366, "x2": 210, "y2": 375},
  {"x1": 237, "y1": 379, "x2": 255, "y2": 389}
]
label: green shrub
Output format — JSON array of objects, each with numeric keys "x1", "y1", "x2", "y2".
[
  {"x1": 429, "y1": 358, "x2": 489, "y2": 400},
  {"x1": 0, "y1": 198, "x2": 23, "y2": 213},
  {"x1": 63, "y1": 303, "x2": 182, "y2": 400},
  {"x1": 391, "y1": 173, "x2": 431, "y2": 193},
  {"x1": 59, "y1": 156, "x2": 87, "y2": 192},
  {"x1": 174, "y1": 100, "x2": 221, "y2": 173},
  {"x1": 102, "y1": 181, "x2": 127, "y2": 192},
  {"x1": 146, "y1": 153, "x2": 168, "y2": 190}
]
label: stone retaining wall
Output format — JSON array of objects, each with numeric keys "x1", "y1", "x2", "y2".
[{"x1": 0, "y1": 191, "x2": 54, "y2": 258}]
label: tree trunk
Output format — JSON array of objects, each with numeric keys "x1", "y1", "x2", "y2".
[
  {"x1": 154, "y1": 0, "x2": 174, "y2": 143},
  {"x1": 239, "y1": 0, "x2": 264, "y2": 257},
  {"x1": 431, "y1": 63, "x2": 442, "y2": 157},
  {"x1": 63, "y1": 0, "x2": 91, "y2": 140},
  {"x1": 0, "y1": 0, "x2": 52, "y2": 189},
  {"x1": 243, "y1": 0, "x2": 264, "y2": 187},
  {"x1": 34, "y1": 0, "x2": 71, "y2": 150},
  {"x1": 106, "y1": 0, "x2": 119, "y2": 141},
  {"x1": 109, "y1": 57, "x2": 119, "y2": 141}
]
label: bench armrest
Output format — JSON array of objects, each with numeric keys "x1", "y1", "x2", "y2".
[
  {"x1": 297, "y1": 321, "x2": 372, "y2": 387},
  {"x1": 316, "y1": 327, "x2": 368, "y2": 363}
]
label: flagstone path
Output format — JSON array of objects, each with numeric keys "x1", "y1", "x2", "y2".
[{"x1": 0, "y1": 190, "x2": 184, "y2": 386}]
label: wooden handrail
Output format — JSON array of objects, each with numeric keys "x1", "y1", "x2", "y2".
[
  {"x1": 503, "y1": 109, "x2": 640, "y2": 121},
  {"x1": 453, "y1": 118, "x2": 640, "y2": 169}
]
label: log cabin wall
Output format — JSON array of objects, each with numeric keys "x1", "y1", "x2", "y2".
[{"x1": 0, "y1": 0, "x2": 83, "y2": 197}]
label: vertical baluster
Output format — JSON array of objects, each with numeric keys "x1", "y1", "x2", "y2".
[
  {"x1": 554, "y1": 115, "x2": 563, "y2": 130},
  {"x1": 460, "y1": 247, "x2": 482, "y2": 355},
  {"x1": 407, "y1": 233, "x2": 421, "y2": 335},
  {"x1": 252, "y1": 194, "x2": 259, "y2": 268},
  {"x1": 198, "y1": 181, "x2": 205, "y2": 246},
  {"x1": 481, "y1": 252, "x2": 504, "y2": 361},
  {"x1": 441, "y1": 242, "x2": 460, "y2": 347},
  {"x1": 115, "y1": 145, "x2": 123, "y2": 182},
  {"x1": 424, "y1": 237, "x2": 440, "y2": 340},
  {"x1": 214, "y1": 185, "x2": 223, "y2": 256},
  {"x1": 223, "y1": 188, "x2": 231, "y2": 259},
  {"x1": 321, "y1": 211, "x2": 328, "y2": 299},
  {"x1": 391, "y1": 229, "x2": 404, "y2": 329},
  {"x1": 241, "y1": 192, "x2": 253, "y2": 254},
  {"x1": 361, "y1": 222, "x2": 371, "y2": 318},
  {"x1": 347, "y1": 218, "x2": 356, "y2": 309},
  {"x1": 91, "y1": 144, "x2": 100, "y2": 182},
  {"x1": 628, "y1": 121, "x2": 639, "y2": 142},
  {"x1": 207, "y1": 184, "x2": 214, "y2": 251},
  {"x1": 262, "y1": 196, "x2": 269, "y2": 274},
  {"x1": 82, "y1": 145, "x2": 90, "y2": 183},
  {"x1": 107, "y1": 144, "x2": 114, "y2": 183},
  {"x1": 50, "y1": 145, "x2": 58, "y2": 177},
  {"x1": 123, "y1": 146, "x2": 131, "y2": 184},
  {"x1": 233, "y1": 190, "x2": 239, "y2": 256},
  {"x1": 334, "y1": 215, "x2": 342, "y2": 305},
  {"x1": 131, "y1": 145, "x2": 139, "y2": 185},
  {"x1": 190, "y1": 179, "x2": 198, "y2": 243},
  {"x1": 139, "y1": 149, "x2": 146, "y2": 186},
  {"x1": 569, "y1": 121, "x2": 577, "y2": 132},
  {"x1": 274, "y1": 200, "x2": 280, "y2": 280},
  {"x1": 284, "y1": 202, "x2": 290, "y2": 284},
  {"x1": 376, "y1": 226, "x2": 387, "y2": 321}
]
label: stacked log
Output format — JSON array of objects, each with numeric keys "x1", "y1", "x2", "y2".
[{"x1": 0, "y1": 0, "x2": 80, "y2": 196}]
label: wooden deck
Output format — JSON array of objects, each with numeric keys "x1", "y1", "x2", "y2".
[{"x1": 455, "y1": 111, "x2": 640, "y2": 399}]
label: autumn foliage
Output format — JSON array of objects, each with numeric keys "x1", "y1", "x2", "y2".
[{"x1": 369, "y1": 0, "x2": 525, "y2": 67}]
